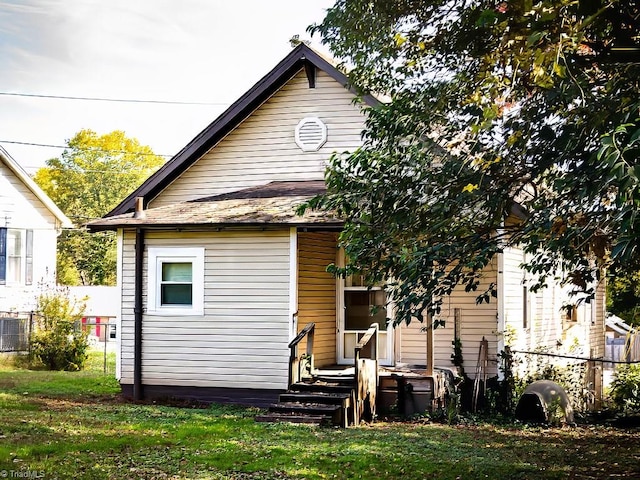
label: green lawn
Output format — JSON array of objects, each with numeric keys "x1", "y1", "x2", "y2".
[{"x1": 0, "y1": 353, "x2": 638, "y2": 479}]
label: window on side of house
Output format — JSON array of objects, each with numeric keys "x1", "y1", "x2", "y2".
[
  {"x1": 0, "y1": 228, "x2": 34, "y2": 285},
  {"x1": 25, "y1": 229, "x2": 33, "y2": 285},
  {"x1": 7, "y1": 229, "x2": 23, "y2": 284},
  {"x1": 147, "y1": 247, "x2": 205, "y2": 316},
  {"x1": 564, "y1": 304, "x2": 578, "y2": 323}
]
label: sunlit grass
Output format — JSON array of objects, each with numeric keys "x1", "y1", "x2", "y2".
[{"x1": 0, "y1": 361, "x2": 638, "y2": 479}]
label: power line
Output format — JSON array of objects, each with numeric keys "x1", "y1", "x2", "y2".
[
  {"x1": 0, "y1": 91, "x2": 229, "y2": 106},
  {"x1": 0, "y1": 139, "x2": 173, "y2": 158}
]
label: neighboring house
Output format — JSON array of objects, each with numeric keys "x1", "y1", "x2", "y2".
[
  {"x1": 69, "y1": 285, "x2": 120, "y2": 347},
  {"x1": 0, "y1": 146, "x2": 72, "y2": 311},
  {"x1": 605, "y1": 315, "x2": 640, "y2": 365},
  {"x1": 88, "y1": 44, "x2": 606, "y2": 411}
]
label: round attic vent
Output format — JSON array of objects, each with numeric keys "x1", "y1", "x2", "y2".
[{"x1": 295, "y1": 117, "x2": 327, "y2": 152}]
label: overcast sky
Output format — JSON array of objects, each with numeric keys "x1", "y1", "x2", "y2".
[{"x1": 0, "y1": 0, "x2": 336, "y2": 173}]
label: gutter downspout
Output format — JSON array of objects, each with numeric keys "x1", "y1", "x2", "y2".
[{"x1": 133, "y1": 226, "x2": 145, "y2": 400}]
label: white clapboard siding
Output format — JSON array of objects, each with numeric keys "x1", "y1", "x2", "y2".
[
  {"x1": 397, "y1": 260, "x2": 500, "y2": 377},
  {"x1": 151, "y1": 70, "x2": 367, "y2": 207},
  {"x1": 119, "y1": 229, "x2": 291, "y2": 389},
  {"x1": 503, "y1": 245, "x2": 607, "y2": 363},
  {"x1": 0, "y1": 161, "x2": 60, "y2": 310},
  {"x1": 533, "y1": 277, "x2": 564, "y2": 350},
  {"x1": 502, "y1": 245, "x2": 561, "y2": 352},
  {"x1": 0, "y1": 161, "x2": 58, "y2": 230},
  {"x1": 437, "y1": 260, "x2": 499, "y2": 378},
  {"x1": 591, "y1": 280, "x2": 606, "y2": 357},
  {"x1": 502, "y1": 246, "x2": 530, "y2": 350},
  {"x1": 297, "y1": 232, "x2": 337, "y2": 367},
  {"x1": 398, "y1": 319, "x2": 431, "y2": 366}
]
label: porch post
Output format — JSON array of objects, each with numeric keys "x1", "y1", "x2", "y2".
[
  {"x1": 426, "y1": 318, "x2": 434, "y2": 377},
  {"x1": 496, "y1": 251, "x2": 506, "y2": 380}
]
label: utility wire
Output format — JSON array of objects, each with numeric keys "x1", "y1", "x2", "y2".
[
  {"x1": 0, "y1": 91, "x2": 229, "y2": 106},
  {"x1": 0, "y1": 139, "x2": 173, "y2": 158}
]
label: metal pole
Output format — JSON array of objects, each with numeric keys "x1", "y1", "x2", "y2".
[
  {"x1": 134, "y1": 228, "x2": 145, "y2": 400},
  {"x1": 103, "y1": 318, "x2": 107, "y2": 374}
]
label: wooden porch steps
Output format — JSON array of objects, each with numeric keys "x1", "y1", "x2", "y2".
[
  {"x1": 256, "y1": 377, "x2": 355, "y2": 427},
  {"x1": 254, "y1": 412, "x2": 329, "y2": 426},
  {"x1": 279, "y1": 391, "x2": 351, "y2": 404},
  {"x1": 289, "y1": 380, "x2": 354, "y2": 395},
  {"x1": 268, "y1": 321, "x2": 379, "y2": 428}
]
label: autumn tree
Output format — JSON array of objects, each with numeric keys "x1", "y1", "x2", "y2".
[
  {"x1": 307, "y1": 1, "x2": 640, "y2": 325},
  {"x1": 35, "y1": 129, "x2": 164, "y2": 285}
]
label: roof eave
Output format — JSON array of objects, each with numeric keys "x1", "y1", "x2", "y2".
[
  {"x1": 0, "y1": 146, "x2": 73, "y2": 228},
  {"x1": 88, "y1": 220, "x2": 344, "y2": 232}
]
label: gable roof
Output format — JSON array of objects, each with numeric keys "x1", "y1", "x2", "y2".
[
  {"x1": 0, "y1": 146, "x2": 73, "y2": 229},
  {"x1": 606, "y1": 315, "x2": 637, "y2": 335},
  {"x1": 87, "y1": 180, "x2": 341, "y2": 231},
  {"x1": 107, "y1": 43, "x2": 380, "y2": 218}
]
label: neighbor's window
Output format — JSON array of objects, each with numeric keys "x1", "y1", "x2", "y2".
[
  {"x1": 148, "y1": 247, "x2": 204, "y2": 315},
  {"x1": 7, "y1": 229, "x2": 23, "y2": 284},
  {"x1": 0, "y1": 228, "x2": 34, "y2": 285}
]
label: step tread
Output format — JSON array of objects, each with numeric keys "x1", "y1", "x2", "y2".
[
  {"x1": 270, "y1": 401, "x2": 342, "y2": 412},
  {"x1": 290, "y1": 382, "x2": 354, "y2": 394},
  {"x1": 314, "y1": 375, "x2": 355, "y2": 383},
  {"x1": 255, "y1": 413, "x2": 328, "y2": 425},
  {"x1": 280, "y1": 392, "x2": 351, "y2": 404}
]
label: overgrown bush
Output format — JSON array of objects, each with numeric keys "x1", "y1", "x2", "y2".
[
  {"x1": 509, "y1": 345, "x2": 598, "y2": 414},
  {"x1": 30, "y1": 288, "x2": 88, "y2": 371},
  {"x1": 610, "y1": 364, "x2": 640, "y2": 415}
]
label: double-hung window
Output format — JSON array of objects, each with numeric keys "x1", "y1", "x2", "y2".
[
  {"x1": 147, "y1": 247, "x2": 204, "y2": 315},
  {"x1": 0, "y1": 228, "x2": 34, "y2": 285}
]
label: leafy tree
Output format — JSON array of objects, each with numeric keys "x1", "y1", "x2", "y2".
[
  {"x1": 35, "y1": 129, "x2": 164, "y2": 285},
  {"x1": 306, "y1": 1, "x2": 640, "y2": 325},
  {"x1": 608, "y1": 269, "x2": 640, "y2": 325}
]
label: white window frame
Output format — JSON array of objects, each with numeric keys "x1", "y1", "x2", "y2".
[
  {"x1": 6, "y1": 229, "x2": 24, "y2": 285},
  {"x1": 147, "y1": 247, "x2": 205, "y2": 316},
  {"x1": 1, "y1": 228, "x2": 34, "y2": 286}
]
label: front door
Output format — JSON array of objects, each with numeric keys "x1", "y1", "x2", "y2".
[{"x1": 337, "y1": 277, "x2": 394, "y2": 366}]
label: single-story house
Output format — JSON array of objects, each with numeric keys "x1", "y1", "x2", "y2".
[{"x1": 88, "y1": 44, "x2": 606, "y2": 415}]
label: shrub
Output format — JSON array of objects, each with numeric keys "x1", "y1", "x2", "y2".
[
  {"x1": 30, "y1": 288, "x2": 89, "y2": 371},
  {"x1": 610, "y1": 364, "x2": 640, "y2": 414}
]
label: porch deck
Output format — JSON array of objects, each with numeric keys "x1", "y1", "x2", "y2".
[
  {"x1": 264, "y1": 322, "x2": 453, "y2": 426},
  {"x1": 314, "y1": 364, "x2": 453, "y2": 416}
]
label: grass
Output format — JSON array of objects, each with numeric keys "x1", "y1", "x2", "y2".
[{"x1": 0, "y1": 353, "x2": 639, "y2": 479}]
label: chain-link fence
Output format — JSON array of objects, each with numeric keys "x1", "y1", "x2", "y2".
[
  {"x1": 82, "y1": 317, "x2": 117, "y2": 375},
  {"x1": 0, "y1": 312, "x2": 116, "y2": 375}
]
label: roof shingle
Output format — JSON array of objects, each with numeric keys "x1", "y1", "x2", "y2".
[{"x1": 87, "y1": 181, "x2": 340, "y2": 231}]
